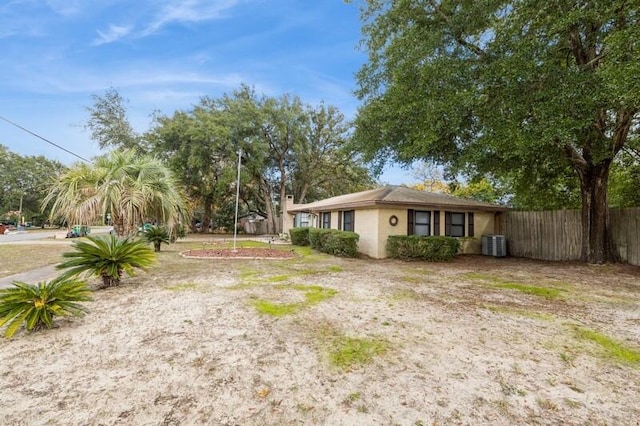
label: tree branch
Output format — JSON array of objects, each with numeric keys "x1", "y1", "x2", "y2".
[{"x1": 428, "y1": 0, "x2": 486, "y2": 58}]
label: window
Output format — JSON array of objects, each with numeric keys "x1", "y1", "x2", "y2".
[
  {"x1": 298, "y1": 213, "x2": 310, "y2": 228},
  {"x1": 342, "y1": 210, "x2": 354, "y2": 232},
  {"x1": 322, "y1": 212, "x2": 331, "y2": 229},
  {"x1": 414, "y1": 211, "x2": 430, "y2": 236},
  {"x1": 407, "y1": 210, "x2": 431, "y2": 236},
  {"x1": 445, "y1": 212, "x2": 466, "y2": 237}
]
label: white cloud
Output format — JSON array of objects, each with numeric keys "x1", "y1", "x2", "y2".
[
  {"x1": 142, "y1": 0, "x2": 240, "y2": 36},
  {"x1": 93, "y1": 24, "x2": 133, "y2": 45}
]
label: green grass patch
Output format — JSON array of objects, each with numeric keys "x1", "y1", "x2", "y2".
[
  {"x1": 328, "y1": 336, "x2": 389, "y2": 370},
  {"x1": 275, "y1": 284, "x2": 338, "y2": 305},
  {"x1": 463, "y1": 272, "x2": 565, "y2": 300},
  {"x1": 252, "y1": 300, "x2": 300, "y2": 316},
  {"x1": 251, "y1": 285, "x2": 337, "y2": 317},
  {"x1": 495, "y1": 283, "x2": 563, "y2": 300},
  {"x1": 267, "y1": 275, "x2": 290, "y2": 282},
  {"x1": 389, "y1": 289, "x2": 422, "y2": 301},
  {"x1": 574, "y1": 327, "x2": 640, "y2": 365},
  {"x1": 462, "y1": 272, "x2": 501, "y2": 282}
]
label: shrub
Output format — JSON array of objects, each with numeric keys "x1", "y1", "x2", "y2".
[
  {"x1": 321, "y1": 230, "x2": 360, "y2": 257},
  {"x1": 0, "y1": 277, "x2": 93, "y2": 338},
  {"x1": 289, "y1": 227, "x2": 310, "y2": 246},
  {"x1": 309, "y1": 228, "x2": 333, "y2": 250},
  {"x1": 386, "y1": 235, "x2": 460, "y2": 261},
  {"x1": 57, "y1": 235, "x2": 156, "y2": 288},
  {"x1": 142, "y1": 226, "x2": 170, "y2": 252}
]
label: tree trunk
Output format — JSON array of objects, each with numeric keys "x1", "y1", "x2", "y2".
[
  {"x1": 576, "y1": 162, "x2": 615, "y2": 264},
  {"x1": 154, "y1": 241, "x2": 161, "y2": 252}
]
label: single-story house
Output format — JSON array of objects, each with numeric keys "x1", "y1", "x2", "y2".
[{"x1": 283, "y1": 186, "x2": 510, "y2": 258}]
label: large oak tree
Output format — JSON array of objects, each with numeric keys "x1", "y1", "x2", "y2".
[{"x1": 351, "y1": 0, "x2": 639, "y2": 263}]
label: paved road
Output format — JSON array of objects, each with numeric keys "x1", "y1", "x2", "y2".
[{"x1": 0, "y1": 226, "x2": 111, "y2": 244}]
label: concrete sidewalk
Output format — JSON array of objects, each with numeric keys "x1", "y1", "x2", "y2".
[{"x1": 0, "y1": 264, "x2": 60, "y2": 289}]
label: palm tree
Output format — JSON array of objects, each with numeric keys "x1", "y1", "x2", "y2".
[
  {"x1": 0, "y1": 277, "x2": 93, "y2": 338},
  {"x1": 43, "y1": 149, "x2": 189, "y2": 237},
  {"x1": 142, "y1": 226, "x2": 170, "y2": 252},
  {"x1": 57, "y1": 235, "x2": 156, "y2": 288}
]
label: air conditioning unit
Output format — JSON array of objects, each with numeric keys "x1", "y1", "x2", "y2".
[{"x1": 482, "y1": 235, "x2": 507, "y2": 257}]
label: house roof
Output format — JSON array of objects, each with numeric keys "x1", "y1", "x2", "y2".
[{"x1": 288, "y1": 186, "x2": 510, "y2": 213}]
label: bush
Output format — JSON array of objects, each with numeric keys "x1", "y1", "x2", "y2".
[
  {"x1": 57, "y1": 235, "x2": 156, "y2": 288},
  {"x1": 386, "y1": 235, "x2": 460, "y2": 261},
  {"x1": 309, "y1": 228, "x2": 332, "y2": 250},
  {"x1": 142, "y1": 226, "x2": 170, "y2": 252},
  {"x1": 309, "y1": 228, "x2": 359, "y2": 257},
  {"x1": 289, "y1": 227, "x2": 310, "y2": 246},
  {"x1": 322, "y1": 230, "x2": 360, "y2": 257},
  {"x1": 0, "y1": 277, "x2": 93, "y2": 338}
]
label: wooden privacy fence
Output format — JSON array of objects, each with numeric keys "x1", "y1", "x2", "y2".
[{"x1": 504, "y1": 208, "x2": 640, "y2": 266}]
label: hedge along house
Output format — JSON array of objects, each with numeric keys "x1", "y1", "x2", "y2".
[{"x1": 284, "y1": 186, "x2": 510, "y2": 259}]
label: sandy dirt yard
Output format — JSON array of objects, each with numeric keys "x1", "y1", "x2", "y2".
[{"x1": 1, "y1": 240, "x2": 639, "y2": 425}]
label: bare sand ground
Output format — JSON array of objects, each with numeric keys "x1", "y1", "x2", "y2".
[{"x1": 1, "y1": 242, "x2": 639, "y2": 425}]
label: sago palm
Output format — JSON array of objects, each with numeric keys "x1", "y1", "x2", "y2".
[
  {"x1": 142, "y1": 226, "x2": 170, "y2": 252},
  {"x1": 0, "y1": 277, "x2": 93, "y2": 338},
  {"x1": 57, "y1": 235, "x2": 156, "y2": 288}
]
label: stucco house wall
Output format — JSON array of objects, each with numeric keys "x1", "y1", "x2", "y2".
[{"x1": 284, "y1": 186, "x2": 508, "y2": 259}]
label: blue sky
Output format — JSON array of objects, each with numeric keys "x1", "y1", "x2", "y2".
[{"x1": 0, "y1": 0, "x2": 415, "y2": 184}]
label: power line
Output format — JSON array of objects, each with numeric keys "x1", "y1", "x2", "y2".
[{"x1": 0, "y1": 115, "x2": 92, "y2": 163}]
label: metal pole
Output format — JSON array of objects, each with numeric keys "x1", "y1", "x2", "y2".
[{"x1": 232, "y1": 149, "x2": 242, "y2": 252}]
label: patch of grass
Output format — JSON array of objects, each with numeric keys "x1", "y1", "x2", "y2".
[
  {"x1": 328, "y1": 336, "x2": 389, "y2": 370},
  {"x1": 400, "y1": 275, "x2": 424, "y2": 284},
  {"x1": 464, "y1": 273, "x2": 567, "y2": 300},
  {"x1": 0, "y1": 244, "x2": 69, "y2": 277},
  {"x1": 327, "y1": 265, "x2": 343, "y2": 273},
  {"x1": 165, "y1": 283, "x2": 199, "y2": 292},
  {"x1": 251, "y1": 300, "x2": 300, "y2": 316},
  {"x1": 462, "y1": 272, "x2": 501, "y2": 282},
  {"x1": 281, "y1": 285, "x2": 338, "y2": 304},
  {"x1": 574, "y1": 327, "x2": 640, "y2": 365},
  {"x1": 251, "y1": 285, "x2": 337, "y2": 317},
  {"x1": 267, "y1": 275, "x2": 290, "y2": 282},
  {"x1": 495, "y1": 283, "x2": 563, "y2": 300}
]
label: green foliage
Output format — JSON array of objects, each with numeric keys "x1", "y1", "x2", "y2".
[
  {"x1": 0, "y1": 144, "x2": 66, "y2": 222},
  {"x1": 84, "y1": 87, "x2": 141, "y2": 151},
  {"x1": 328, "y1": 336, "x2": 389, "y2": 370},
  {"x1": 310, "y1": 228, "x2": 360, "y2": 257},
  {"x1": 0, "y1": 277, "x2": 92, "y2": 338},
  {"x1": 353, "y1": 1, "x2": 640, "y2": 262},
  {"x1": 494, "y1": 283, "x2": 563, "y2": 300},
  {"x1": 142, "y1": 226, "x2": 170, "y2": 252},
  {"x1": 386, "y1": 236, "x2": 460, "y2": 261},
  {"x1": 251, "y1": 285, "x2": 337, "y2": 317},
  {"x1": 43, "y1": 149, "x2": 189, "y2": 237},
  {"x1": 449, "y1": 178, "x2": 503, "y2": 204},
  {"x1": 147, "y1": 85, "x2": 374, "y2": 235},
  {"x1": 57, "y1": 235, "x2": 156, "y2": 288},
  {"x1": 289, "y1": 227, "x2": 310, "y2": 246},
  {"x1": 321, "y1": 230, "x2": 360, "y2": 257},
  {"x1": 574, "y1": 327, "x2": 640, "y2": 365}
]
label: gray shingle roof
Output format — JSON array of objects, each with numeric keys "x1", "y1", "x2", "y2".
[{"x1": 287, "y1": 185, "x2": 509, "y2": 212}]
